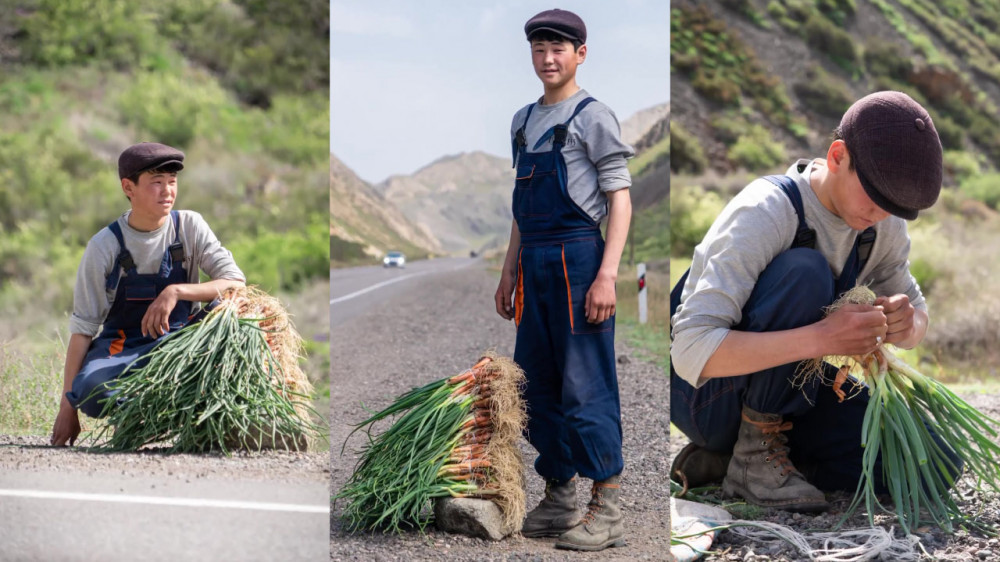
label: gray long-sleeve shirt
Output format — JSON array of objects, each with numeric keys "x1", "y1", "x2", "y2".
[
  {"x1": 510, "y1": 88, "x2": 634, "y2": 222},
  {"x1": 671, "y1": 159, "x2": 927, "y2": 388},
  {"x1": 70, "y1": 210, "x2": 246, "y2": 337}
]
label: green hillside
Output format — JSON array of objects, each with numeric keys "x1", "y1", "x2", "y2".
[
  {"x1": 671, "y1": 0, "x2": 1000, "y2": 378},
  {"x1": 0, "y1": 0, "x2": 330, "y2": 434}
]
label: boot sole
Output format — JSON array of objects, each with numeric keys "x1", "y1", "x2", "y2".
[
  {"x1": 521, "y1": 528, "x2": 574, "y2": 538},
  {"x1": 554, "y1": 537, "x2": 626, "y2": 551},
  {"x1": 722, "y1": 480, "x2": 829, "y2": 513}
]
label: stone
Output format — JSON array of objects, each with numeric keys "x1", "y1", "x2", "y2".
[{"x1": 433, "y1": 498, "x2": 507, "y2": 541}]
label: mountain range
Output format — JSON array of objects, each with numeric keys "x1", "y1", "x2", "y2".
[{"x1": 330, "y1": 102, "x2": 670, "y2": 264}]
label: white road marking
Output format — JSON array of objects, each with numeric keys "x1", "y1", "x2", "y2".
[
  {"x1": 329, "y1": 260, "x2": 477, "y2": 305},
  {"x1": 0, "y1": 489, "x2": 329, "y2": 513},
  {"x1": 329, "y1": 271, "x2": 429, "y2": 305}
]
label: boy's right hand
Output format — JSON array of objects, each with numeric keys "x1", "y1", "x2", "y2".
[
  {"x1": 51, "y1": 399, "x2": 81, "y2": 447},
  {"x1": 495, "y1": 273, "x2": 516, "y2": 321},
  {"x1": 815, "y1": 303, "x2": 888, "y2": 357}
]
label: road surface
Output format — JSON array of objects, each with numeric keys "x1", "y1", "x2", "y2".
[{"x1": 329, "y1": 258, "x2": 670, "y2": 560}]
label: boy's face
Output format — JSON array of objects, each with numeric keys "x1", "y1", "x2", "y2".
[
  {"x1": 828, "y1": 145, "x2": 890, "y2": 230},
  {"x1": 122, "y1": 171, "x2": 178, "y2": 220},
  {"x1": 531, "y1": 39, "x2": 586, "y2": 90}
]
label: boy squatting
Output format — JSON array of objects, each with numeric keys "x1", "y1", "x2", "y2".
[
  {"x1": 670, "y1": 91, "x2": 962, "y2": 512},
  {"x1": 51, "y1": 142, "x2": 245, "y2": 447}
]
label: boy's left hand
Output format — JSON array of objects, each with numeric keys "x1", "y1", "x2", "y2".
[
  {"x1": 874, "y1": 293, "x2": 916, "y2": 345},
  {"x1": 142, "y1": 286, "x2": 179, "y2": 338},
  {"x1": 585, "y1": 272, "x2": 616, "y2": 324}
]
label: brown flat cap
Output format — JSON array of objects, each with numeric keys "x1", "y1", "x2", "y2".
[
  {"x1": 525, "y1": 9, "x2": 586, "y2": 45},
  {"x1": 840, "y1": 91, "x2": 942, "y2": 220},
  {"x1": 118, "y1": 142, "x2": 185, "y2": 180}
]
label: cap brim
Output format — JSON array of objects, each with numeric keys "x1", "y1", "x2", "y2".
[
  {"x1": 856, "y1": 165, "x2": 917, "y2": 220},
  {"x1": 527, "y1": 26, "x2": 581, "y2": 43}
]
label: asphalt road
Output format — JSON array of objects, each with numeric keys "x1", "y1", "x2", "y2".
[
  {"x1": 330, "y1": 257, "x2": 477, "y2": 327},
  {"x1": 329, "y1": 260, "x2": 671, "y2": 560},
  {"x1": 0, "y1": 469, "x2": 328, "y2": 562}
]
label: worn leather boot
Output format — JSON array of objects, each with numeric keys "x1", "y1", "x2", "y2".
[
  {"x1": 555, "y1": 475, "x2": 625, "y2": 551},
  {"x1": 521, "y1": 477, "x2": 581, "y2": 537},
  {"x1": 722, "y1": 406, "x2": 828, "y2": 513},
  {"x1": 671, "y1": 442, "x2": 731, "y2": 488}
]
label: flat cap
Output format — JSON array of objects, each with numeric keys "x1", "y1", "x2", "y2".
[
  {"x1": 840, "y1": 91, "x2": 942, "y2": 220},
  {"x1": 525, "y1": 9, "x2": 586, "y2": 45},
  {"x1": 118, "y1": 142, "x2": 185, "y2": 180}
]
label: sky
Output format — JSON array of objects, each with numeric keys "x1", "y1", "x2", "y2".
[{"x1": 331, "y1": 0, "x2": 670, "y2": 184}]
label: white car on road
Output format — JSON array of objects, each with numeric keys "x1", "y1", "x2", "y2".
[{"x1": 383, "y1": 251, "x2": 406, "y2": 268}]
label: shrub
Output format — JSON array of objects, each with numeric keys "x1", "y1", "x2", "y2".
[
  {"x1": 943, "y1": 150, "x2": 980, "y2": 184},
  {"x1": 959, "y1": 172, "x2": 1000, "y2": 210},
  {"x1": 671, "y1": 184, "x2": 726, "y2": 257},
  {"x1": 909, "y1": 257, "x2": 942, "y2": 295},
  {"x1": 864, "y1": 39, "x2": 912, "y2": 81},
  {"x1": 17, "y1": 0, "x2": 163, "y2": 69},
  {"x1": 228, "y1": 218, "x2": 329, "y2": 293},
  {"x1": 929, "y1": 113, "x2": 965, "y2": 151},
  {"x1": 728, "y1": 125, "x2": 786, "y2": 171},
  {"x1": 803, "y1": 13, "x2": 858, "y2": 67},
  {"x1": 710, "y1": 113, "x2": 749, "y2": 145},
  {"x1": 117, "y1": 71, "x2": 231, "y2": 149},
  {"x1": 670, "y1": 123, "x2": 708, "y2": 175},
  {"x1": 793, "y1": 66, "x2": 853, "y2": 118}
]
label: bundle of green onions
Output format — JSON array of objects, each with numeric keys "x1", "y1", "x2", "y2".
[
  {"x1": 88, "y1": 286, "x2": 322, "y2": 453},
  {"x1": 337, "y1": 352, "x2": 526, "y2": 535},
  {"x1": 802, "y1": 286, "x2": 1000, "y2": 533}
]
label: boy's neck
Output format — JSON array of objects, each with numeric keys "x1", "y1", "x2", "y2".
[
  {"x1": 127, "y1": 211, "x2": 169, "y2": 233},
  {"x1": 808, "y1": 159, "x2": 837, "y2": 215},
  {"x1": 541, "y1": 83, "x2": 581, "y2": 106}
]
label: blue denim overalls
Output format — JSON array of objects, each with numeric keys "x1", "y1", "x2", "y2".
[
  {"x1": 511, "y1": 97, "x2": 623, "y2": 483},
  {"x1": 66, "y1": 211, "x2": 194, "y2": 418},
  {"x1": 669, "y1": 174, "x2": 959, "y2": 492}
]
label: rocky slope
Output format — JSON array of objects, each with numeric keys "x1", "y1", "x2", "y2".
[{"x1": 329, "y1": 154, "x2": 440, "y2": 262}]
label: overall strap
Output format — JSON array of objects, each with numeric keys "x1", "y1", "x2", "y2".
[
  {"x1": 512, "y1": 103, "x2": 536, "y2": 167},
  {"x1": 532, "y1": 96, "x2": 597, "y2": 150},
  {"x1": 160, "y1": 210, "x2": 185, "y2": 278},
  {"x1": 105, "y1": 219, "x2": 137, "y2": 291},
  {"x1": 764, "y1": 175, "x2": 816, "y2": 250}
]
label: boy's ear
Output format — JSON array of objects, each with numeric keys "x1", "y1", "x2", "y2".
[
  {"x1": 826, "y1": 139, "x2": 849, "y2": 173},
  {"x1": 121, "y1": 177, "x2": 135, "y2": 198},
  {"x1": 576, "y1": 43, "x2": 587, "y2": 63}
]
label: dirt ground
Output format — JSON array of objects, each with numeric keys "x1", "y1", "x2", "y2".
[
  {"x1": 329, "y1": 265, "x2": 671, "y2": 561},
  {"x1": 669, "y1": 392, "x2": 1000, "y2": 561}
]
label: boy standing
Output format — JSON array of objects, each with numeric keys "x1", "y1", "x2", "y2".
[
  {"x1": 670, "y1": 91, "x2": 960, "y2": 511},
  {"x1": 494, "y1": 9, "x2": 633, "y2": 552},
  {"x1": 50, "y1": 142, "x2": 245, "y2": 447}
]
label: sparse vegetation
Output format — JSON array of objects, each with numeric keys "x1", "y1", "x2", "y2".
[
  {"x1": 670, "y1": 123, "x2": 708, "y2": 175},
  {"x1": 728, "y1": 125, "x2": 786, "y2": 171}
]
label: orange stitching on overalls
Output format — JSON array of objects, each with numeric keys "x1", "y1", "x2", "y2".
[
  {"x1": 561, "y1": 245, "x2": 574, "y2": 333},
  {"x1": 515, "y1": 247, "x2": 524, "y2": 326}
]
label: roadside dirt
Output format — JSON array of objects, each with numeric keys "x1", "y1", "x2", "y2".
[
  {"x1": 0, "y1": 434, "x2": 329, "y2": 485},
  {"x1": 670, "y1": 391, "x2": 1000, "y2": 561},
  {"x1": 329, "y1": 264, "x2": 671, "y2": 561}
]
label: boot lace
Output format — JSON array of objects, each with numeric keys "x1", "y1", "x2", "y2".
[
  {"x1": 743, "y1": 413, "x2": 796, "y2": 477},
  {"x1": 580, "y1": 481, "x2": 617, "y2": 525}
]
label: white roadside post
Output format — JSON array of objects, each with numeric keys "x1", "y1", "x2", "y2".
[{"x1": 637, "y1": 263, "x2": 647, "y2": 325}]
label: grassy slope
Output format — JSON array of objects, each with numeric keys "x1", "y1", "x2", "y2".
[{"x1": 0, "y1": 1, "x2": 330, "y2": 435}]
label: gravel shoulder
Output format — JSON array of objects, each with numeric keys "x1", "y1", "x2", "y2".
[
  {"x1": 0, "y1": 434, "x2": 329, "y2": 486},
  {"x1": 670, "y1": 392, "x2": 1000, "y2": 561},
  {"x1": 329, "y1": 264, "x2": 671, "y2": 561}
]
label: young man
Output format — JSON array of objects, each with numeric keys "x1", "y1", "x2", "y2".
[
  {"x1": 50, "y1": 142, "x2": 245, "y2": 447},
  {"x1": 670, "y1": 91, "x2": 960, "y2": 511},
  {"x1": 494, "y1": 9, "x2": 633, "y2": 551}
]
